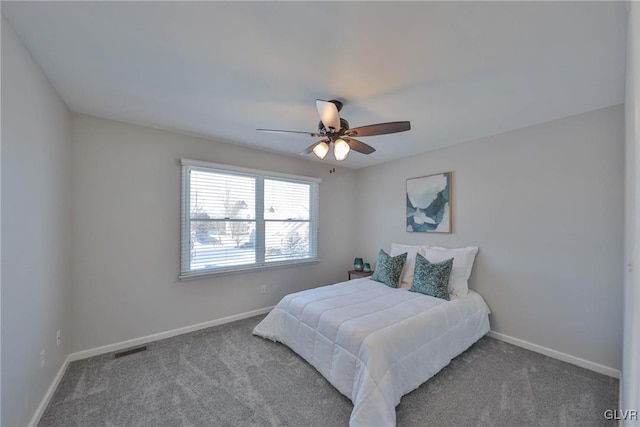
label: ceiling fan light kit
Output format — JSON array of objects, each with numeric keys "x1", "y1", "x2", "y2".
[{"x1": 257, "y1": 99, "x2": 411, "y2": 162}]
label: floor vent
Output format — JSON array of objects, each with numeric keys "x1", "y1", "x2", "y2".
[{"x1": 113, "y1": 345, "x2": 148, "y2": 359}]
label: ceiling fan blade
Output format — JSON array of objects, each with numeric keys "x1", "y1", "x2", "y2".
[
  {"x1": 316, "y1": 99, "x2": 341, "y2": 132},
  {"x1": 346, "y1": 121, "x2": 411, "y2": 137},
  {"x1": 257, "y1": 128, "x2": 323, "y2": 137},
  {"x1": 300, "y1": 140, "x2": 329, "y2": 155},
  {"x1": 345, "y1": 137, "x2": 376, "y2": 155}
]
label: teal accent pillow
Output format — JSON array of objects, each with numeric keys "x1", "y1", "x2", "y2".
[
  {"x1": 409, "y1": 254, "x2": 453, "y2": 300},
  {"x1": 371, "y1": 249, "x2": 407, "y2": 288}
]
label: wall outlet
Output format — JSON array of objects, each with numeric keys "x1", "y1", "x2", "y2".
[
  {"x1": 56, "y1": 330, "x2": 61, "y2": 347},
  {"x1": 40, "y1": 350, "x2": 45, "y2": 369},
  {"x1": 260, "y1": 284, "x2": 267, "y2": 294}
]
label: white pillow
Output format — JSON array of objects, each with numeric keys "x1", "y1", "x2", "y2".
[
  {"x1": 421, "y1": 245, "x2": 479, "y2": 296},
  {"x1": 390, "y1": 243, "x2": 425, "y2": 289}
]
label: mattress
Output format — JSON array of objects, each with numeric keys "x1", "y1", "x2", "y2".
[{"x1": 253, "y1": 277, "x2": 491, "y2": 426}]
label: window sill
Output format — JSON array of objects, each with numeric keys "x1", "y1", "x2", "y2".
[{"x1": 179, "y1": 257, "x2": 321, "y2": 280}]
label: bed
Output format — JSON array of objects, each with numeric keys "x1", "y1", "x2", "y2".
[{"x1": 253, "y1": 277, "x2": 490, "y2": 426}]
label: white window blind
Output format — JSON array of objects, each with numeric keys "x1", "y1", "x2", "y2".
[{"x1": 180, "y1": 159, "x2": 320, "y2": 278}]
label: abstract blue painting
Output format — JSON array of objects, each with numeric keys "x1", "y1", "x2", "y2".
[{"x1": 406, "y1": 172, "x2": 451, "y2": 233}]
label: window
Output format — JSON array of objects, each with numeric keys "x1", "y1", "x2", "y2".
[{"x1": 180, "y1": 159, "x2": 320, "y2": 278}]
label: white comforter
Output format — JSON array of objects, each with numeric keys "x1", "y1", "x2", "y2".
[{"x1": 253, "y1": 278, "x2": 491, "y2": 426}]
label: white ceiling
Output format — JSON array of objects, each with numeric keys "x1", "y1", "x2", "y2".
[{"x1": 2, "y1": 1, "x2": 627, "y2": 169}]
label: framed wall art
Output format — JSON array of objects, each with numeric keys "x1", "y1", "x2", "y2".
[{"x1": 406, "y1": 172, "x2": 452, "y2": 233}]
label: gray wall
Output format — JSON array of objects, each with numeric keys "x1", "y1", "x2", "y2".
[
  {"x1": 1, "y1": 18, "x2": 72, "y2": 427},
  {"x1": 623, "y1": 1, "x2": 640, "y2": 418},
  {"x1": 355, "y1": 105, "x2": 624, "y2": 370},
  {"x1": 70, "y1": 114, "x2": 357, "y2": 352}
]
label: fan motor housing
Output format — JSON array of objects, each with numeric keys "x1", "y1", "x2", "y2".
[{"x1": 318, "y1": 118, "x2": 350, "y2": 134}]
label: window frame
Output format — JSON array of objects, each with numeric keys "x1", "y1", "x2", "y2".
[{"x1": 180, "y1": 159, "x2": 320, "y2": 279}]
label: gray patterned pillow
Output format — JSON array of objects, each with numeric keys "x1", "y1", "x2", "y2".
[
  {"x1": 409, "y1": 254, "x2": 453, "y2": 300},
  {"x1": 371, "y1": 249, "x2": 407, "y2": 288}
]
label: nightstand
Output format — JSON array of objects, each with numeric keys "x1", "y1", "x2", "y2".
[{"x1": 348, "y1": 270, "x2": 374, "y2": 280}]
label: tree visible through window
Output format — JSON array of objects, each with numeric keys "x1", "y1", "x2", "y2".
[{"x1": 181, "y1": 160, "x2": 319, "y2": 277}]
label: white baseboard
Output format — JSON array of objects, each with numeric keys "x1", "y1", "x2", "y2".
[
  {"x1": 28, "y1": 354, "x2": 71, "y2": 427},
  {"x1": 487, "y1": 330, "x2": 621, "y2": 379},
  {"x1": 68, "y1": 306, "x2": 274, "y2": 362}
]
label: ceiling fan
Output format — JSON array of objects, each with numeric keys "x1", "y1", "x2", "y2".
[{"x1": 257, "y1": 99, "x2": 411, "y2": 161}]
